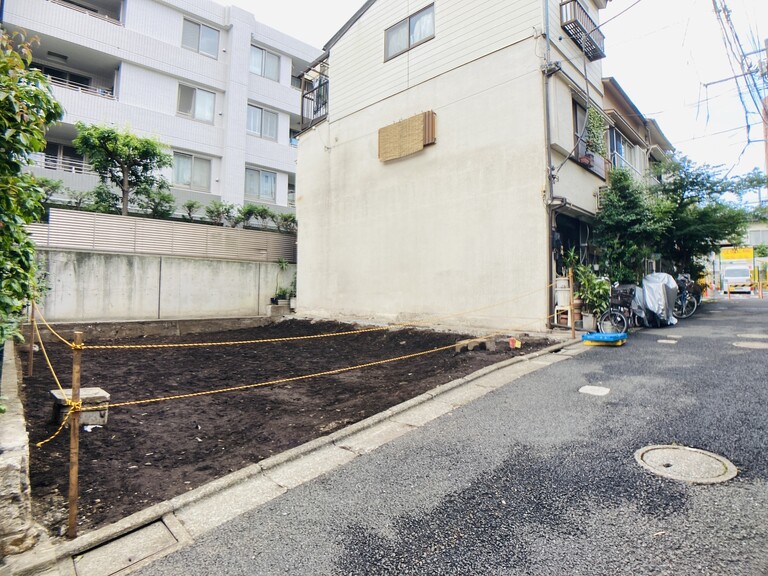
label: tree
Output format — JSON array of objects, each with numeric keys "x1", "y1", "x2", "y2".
[
  {"x1": 182, "y1": 200, "x2": 202, "y2": 222},
  {"x1": 204, "y1": 200, "x2": 235, "y2": 226},
  {"x1": 133, "y1": 181, "x2": 176, "y2": 219},
  {"x1": 73, "y1": 123, "x2": 172, "y2": 216},
  {"x1": 652, "y1": 156, "x2": 761, "y2": 273},
  {"x1": 0, "y1": 31, "x2": 63, "y2": 339},
  {"x1": 593, "y1": 169, "x2": 665, "y2": 283},
  {"x1": 593, "y1": 157, "x2": 765, "y2": 283}
]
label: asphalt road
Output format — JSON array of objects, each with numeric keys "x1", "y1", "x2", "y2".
[{"x1": 135, "y1": 297, "x2": 768, "y2": 575}]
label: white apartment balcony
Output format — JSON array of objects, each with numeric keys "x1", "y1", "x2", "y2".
[{"x1": 27, "y1": 153, "x2": 100, "y2": 194}]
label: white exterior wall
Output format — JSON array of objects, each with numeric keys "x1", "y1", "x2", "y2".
[
  {"x1": 5, "y1": 0, "x2": 320, "y2": 211},
  {"x1": 299, "y1": 40, "x2": 551, "y2": 331},
  {"x1": 298, "y1": 0, "x2": 612, "y2": 331}
]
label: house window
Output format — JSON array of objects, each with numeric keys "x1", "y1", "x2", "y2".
[
  {"x1": 178, "y1": 84, "x2": 215, "y2": 123},
  {"x1": 246, "y1": 105, "x2": 279, "y2": 140},
  {"x1": 573, "y1": 101, "x2": 587, "y2": 149},
  {"x1": 609, "y1": 127, "x2": 636, "y2": 171},
  {"x1": 182, "y1": 19, "x2": 219, "y2": 58},
  {"x1": 245, "y1": 167, "x2": 277, "y2": 201},
  {"x1": 250, "y1": 46, "x2": 280, "y2": 82},
  {"x1": 385, "y1": 4, "x2": 434, "y2": 61},
  {"x1": 173, "y1": 152, "x2": 211, "y2": 191}
]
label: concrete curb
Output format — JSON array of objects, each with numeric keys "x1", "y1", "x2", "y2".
[{"x1": 3, "y1": 337, "x2": 584, "y2": 576}]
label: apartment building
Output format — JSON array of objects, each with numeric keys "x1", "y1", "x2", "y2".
[
  {"x1": 3, "y1": 0, "x2": 321, "y2": 216},
  {"x1": 296, "y1": 0, "x2": 672, "y2": 331}
]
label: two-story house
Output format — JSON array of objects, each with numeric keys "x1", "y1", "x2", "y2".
[
  {"x1": 296, "y1": 0, "x2": 671, "y2": 332},
  {"x1": 3, "y1": 0, "x2": 321, "y2": 218}
]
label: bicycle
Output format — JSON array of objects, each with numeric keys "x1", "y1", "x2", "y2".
[
  {"x1": 597, "y1": 284, "x2": 641, "y2": 333},
  {"x1": 672, "y1": 275, "x2": 697, "y2": 319}
]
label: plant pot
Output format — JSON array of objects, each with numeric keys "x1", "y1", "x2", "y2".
[
  {"x1": 289, "y1": 297, "x2": 296, "y2": 311},
  {"x1": 579, "y1": 154, "x2": 594, "y2": 167},
  {"x1": 277, "y1": 299, "x2": 289, "y2": 306},
  {"x1": 582, "y1": 312, "x2": 596, "y2": 331},
  {"x1": 573, "y1": 297, "x2": 583, "y2": 322}
]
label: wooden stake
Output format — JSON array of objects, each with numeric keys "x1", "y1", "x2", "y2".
[
  {"x1": 68, "y1": 331, "x2": 83, "y2": 540},
  {"x1": 27, "y1": 303, "x2": 35, "y2": 377}
]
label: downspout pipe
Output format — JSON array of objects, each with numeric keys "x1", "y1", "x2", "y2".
[{"x1": 543, "y1": 0, "x2": 558, "y2": 329}]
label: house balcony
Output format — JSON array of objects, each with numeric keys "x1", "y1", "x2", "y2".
[
  {"x1": 560, "y1": 0, "x2": 606, "y2": 61},
  {"x1": 301, "y1": 76, "x2": 329, "y2": 131},
  {"x1": 574, "y1": 139, "x2": 607, "y2": 179}
]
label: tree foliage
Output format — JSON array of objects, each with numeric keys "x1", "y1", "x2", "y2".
[
  {"x1": 0, "y1": 31, "x2": 63, "y2": 339},
  {"x1": 593, "y1": 169, "x2": 666, "y2": 283},
  {"x1": 73, "y1": 123, "x2": 172, "y2": 216},
  {"x1": 594, "y1": 156, "x2": 765, "y2": 283}
]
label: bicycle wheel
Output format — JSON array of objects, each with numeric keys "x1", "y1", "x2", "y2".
[
  {"x1": 597, "y1": 309, "x2": 628, "y2": 333},
  {"x1": 673, "y1": 296, "x2": 697, "y2": 319}
]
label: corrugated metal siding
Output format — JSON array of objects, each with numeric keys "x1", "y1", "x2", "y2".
[{"x1": 33, "y1": 209, "x2": 296, "y2": 262}]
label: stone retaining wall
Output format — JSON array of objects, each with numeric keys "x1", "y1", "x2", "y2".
[{"x1": 0, "y1": 340, "x2": 40, "y2": 558}]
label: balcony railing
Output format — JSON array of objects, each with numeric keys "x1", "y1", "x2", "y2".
[
  {"x1": 560, "y1": 0, "x2": 606, "y2": 61},
  {"x1": 301, "y1": 77, "x2": 329, "y2": 131},
  {"x1": 50, "y1": 0, "x2": 123, "y2": 25},
  {"x1": 574, "y1": 138, "x2": 606, "y2": 179},
  {"x1": 30, "y1": 153, "x2": 98, "y2": 176},
  {"x1": 47, "y1": 76, "x2": 115, "y2": 99}
]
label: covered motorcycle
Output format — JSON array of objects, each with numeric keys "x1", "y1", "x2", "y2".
[{"x1": 635, "y1": 272, "x2": 678, "y2": 327}]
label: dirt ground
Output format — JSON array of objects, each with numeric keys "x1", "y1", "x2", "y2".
[{"x1": 20, "y1": 318, "x2": 554, "y2": 538}]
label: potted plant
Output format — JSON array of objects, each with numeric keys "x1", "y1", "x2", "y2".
[
  {"x1": 273, "y1": 287, "x2": 290, "y2": 306},
  {"x1": 575, "y1": 264, "x2": 609, "y2": 330}
]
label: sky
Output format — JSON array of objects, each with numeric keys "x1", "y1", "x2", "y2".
[{"x1": 226, "y1": 0, "x2": 768, "y2": 203}]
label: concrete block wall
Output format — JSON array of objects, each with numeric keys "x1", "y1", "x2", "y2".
[{"x1": 0, "y1": 340, "x2": 40, "y2": 558}]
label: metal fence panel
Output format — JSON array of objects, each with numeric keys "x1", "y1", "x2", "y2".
[{"x1": 34, "y1": 209, "x2": 296, "y2": 262}]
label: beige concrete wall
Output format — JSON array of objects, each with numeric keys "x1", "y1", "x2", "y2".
[
  {"x1": 298, "y1": 42, "x2": 552, "y2": 332},
  {"x1": 39, "y1": 251, "x2": 295, "y2": 322}
]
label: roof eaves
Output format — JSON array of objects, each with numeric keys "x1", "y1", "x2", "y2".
[{"x1": 322, "y1": 0, "x2": 378, "y2": 51}]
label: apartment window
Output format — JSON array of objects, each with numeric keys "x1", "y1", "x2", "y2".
[
  {"x1": 250, "y1": 46, "x2": 280, "y2": 82},
  {"x1": 173, "y1": 152, "x2": 211, "y2": 191},
  {"x1": 178, "y1": 84, "x2": 215, "y2": 123},
  {"x1": 182, "y1": 19, "x2": 219, "y2": 58},
  {"x1": 609, "y1": 127, "x2": 636, "y2": 171},
  {"x1": 246, "y1": 105, "x2": 278, "y2": 140},
  {"x1": 385, "y1": 4, "x2": 434, "y2": 60},
  {"x1": 245, "y1": 167, "x2": 277, "y2": 201}
]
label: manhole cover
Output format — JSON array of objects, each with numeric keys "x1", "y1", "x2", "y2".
[{"x1": 635, "y1": 445, "x2": 737, "y2": 484}]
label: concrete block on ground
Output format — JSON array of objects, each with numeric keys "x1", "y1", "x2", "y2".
[{"x1": 50, "y1": 388, "x2": 110, "y2": 426}]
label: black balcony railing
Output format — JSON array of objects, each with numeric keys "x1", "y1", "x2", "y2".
[
  {"x1": 560, "y1": 0, "x2": 606, "y2": 61},
  {"x1": 301, "y1": 77, "x2": 329, "y2": 131}
]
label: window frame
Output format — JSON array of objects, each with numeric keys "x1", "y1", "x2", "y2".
[
  {"x1": 244, "y1": 167, "x2": 278, "y2": 202},
  {"x1": 173, "y1": 151, "x2": 212, "y2": 192},
  {"x1": 384, "y1": 4, "x2": 435, "y2": 61},
  {"x1": 246, "y1": 104, "x2": 279, "y2": 140},
  {"x1": 181, "y1": 19, "x2": 219, "y2": 59},
  {"x1": 177, "y1": 84, "x2": 216, "y2": 123},
  {"x1": 250, "y1": 45, "x2": 281, "y2": 82}
]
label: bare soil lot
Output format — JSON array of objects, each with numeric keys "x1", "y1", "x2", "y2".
[{"x1": 21, "y1": 319, "x2": 554, "y2": 537}]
